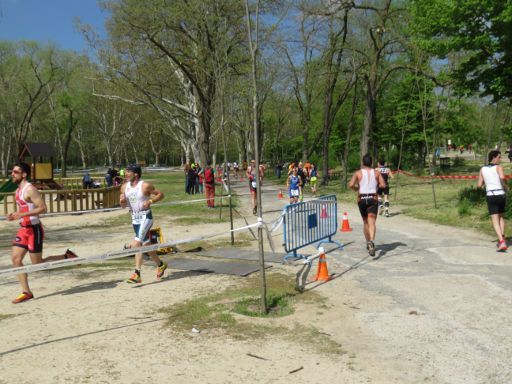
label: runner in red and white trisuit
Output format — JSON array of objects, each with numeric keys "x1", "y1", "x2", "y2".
[{"x1": 8, "y1": 162, "x2": 76, "y2": 304}]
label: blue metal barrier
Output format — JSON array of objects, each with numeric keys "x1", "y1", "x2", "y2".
[{"x1": 283, "y1": 194, "x2": 343, "y2": 260}]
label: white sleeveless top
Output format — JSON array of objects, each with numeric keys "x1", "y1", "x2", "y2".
[
  {"x1": 359, "y1": 169, "x2": 378, "y2": 194},
  {"x1": 125, "y1": 180, "x2": 151, "y2": 223},
  {"x1": 481, "y1": 165, "x2": 505, "y2": 196}
]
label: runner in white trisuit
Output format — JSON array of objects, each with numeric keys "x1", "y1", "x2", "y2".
[{"x1": 120, "y1": 164, "x2": 167, "y2": 283}]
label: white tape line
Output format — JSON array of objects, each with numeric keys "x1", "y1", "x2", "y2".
[
  {"x1": 0, "y1": 221, "x2": 262, "y2": 277},
  {"x1": 302, "y1": 248, "x2": 324, "y2": 264},
  {"x1": 269, "y1": 211, "x2": 286, "y2": 233},
  {"x1": 0, "y1": 195, "x2": 233, "y2": 221}
]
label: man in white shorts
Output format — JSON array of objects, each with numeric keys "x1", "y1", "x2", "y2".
[
  {"x1": 120, "y1": 164, "x2": 167, "y2": 283},
  {"x1": 287, "y1": 167, "x2": 302, "y2": 204}
]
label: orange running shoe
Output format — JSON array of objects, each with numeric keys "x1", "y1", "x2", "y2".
[
  {"x1": 12, "y1": 291, "x2": 34, "y2": 304},
  {"x1": 156, "y1": 261, "x2": 168, "y2": 280},
  {"x1": 126, "y1": 272, "x2": 141, "y2": 284}
]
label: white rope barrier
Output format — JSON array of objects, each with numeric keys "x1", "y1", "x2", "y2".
[
  {"x1": 0, "y1": 183, "x2": 338, "y2": 278},
  {"x1": 0, "y1": 221, "x2": 263, "y2": 277},
  {"x1": 302, "y1": 247, "x2": 324, "y2": 265},
  {"x1": 0, "y1": 195, "x2": 233, "y2": 221}
]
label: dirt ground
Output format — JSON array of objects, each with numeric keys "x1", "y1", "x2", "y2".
[{"x1": 1, "y1": 180, "x2": 511, "y2": 384}]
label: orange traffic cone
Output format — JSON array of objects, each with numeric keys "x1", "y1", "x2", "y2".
[
  {"x1": 320, "y1": 204, "x2": 329, "y2": 219},
  {"x1": 315, "y1": 253, "x2": 331, "y2": 282},
  {"x1": 278, "y1": 189, "x2": 283, "y2": 199},
  {"x1": 340, "y1": 211, "x2": 353, "y2": 232}
]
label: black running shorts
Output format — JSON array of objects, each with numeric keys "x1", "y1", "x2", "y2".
[
  {"x1": 377, "y1": 186, "x2": 390, "y2": 196},
  {"x1": 358, "y1": 194, "x2": 379, "y2": 217},
  {"x1": 486, "y1": 194, "x2": 506, "y2": 215}
]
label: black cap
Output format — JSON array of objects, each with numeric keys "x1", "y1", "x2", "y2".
[{"x1": 126, "y1": 164, "x2": 142, "y2": 176}]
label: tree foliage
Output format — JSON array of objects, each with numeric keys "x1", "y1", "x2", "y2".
[{"x1": 411, "y1": 0, "x2": 512, "y2": 102}]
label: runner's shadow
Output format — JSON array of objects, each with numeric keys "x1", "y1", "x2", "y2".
[
  {"x1": 374, "y1": 242, "x2": 408, "y2": 259},
  {"x1": 297, "y1": 254, "x2": 372, "y2": 292},
  {"x1": 131, "y1": 270, "x2": 211, "y2": 288},
  {"x1": 0, "y1": 317, "x2": 164, "y2": 357},
  {"x1": 299, "y1": 241, "x2": 407, "y2": 291},
  {"x1": 36, "y1": 279, "x2": 124, "y2": 299}
]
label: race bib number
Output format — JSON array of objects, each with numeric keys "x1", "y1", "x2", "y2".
[
  {"x1": 290, "y1": 189, "x2": 299, "y2": 197},
  {"x1": 131, "y1": 211, "x2": 148, "y2": 224},
  {"x1": 251, "y1": 181, "x2": 257, "y2": 189}
]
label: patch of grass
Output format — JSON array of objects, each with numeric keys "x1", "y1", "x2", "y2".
[
  {"x1": 157, "y1": 273, "x2": 337, "y2": 354},
  {"x1": 233, "y1": 293, "x2": 295, "y2": 317},
  {"x1": 287, "y1": 323, "x2": 345, "y2": 355},
  {"x1": 172, "y1": 215, "x2": 227, "y2": 226},
  {"x1": 209, "y1": 232, "x2": 255, "y2": 248},
  {"x1": 458, "y1": 199, "x2": 472, "y2": 216}
]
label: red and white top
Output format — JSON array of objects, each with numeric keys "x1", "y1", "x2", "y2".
[{"x1": 15, "y1": 183, "x2": 40, "y2": 226}]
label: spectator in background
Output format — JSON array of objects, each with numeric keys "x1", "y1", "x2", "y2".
[
  {"x1": 507, "y1": 145, "x2": 512, "y2": 163},
  {"x1": 105, "y1": 168, "x2": 113, "y2": 187},
  {"x1": 82, "y1": 173, "x2": 93, "y2": 189},
  {"x1": 202, "y1": 161, "x2": 216, "y2": 208},
  {"x1": 297, "y1": 162, "x2": 307, "y2": 201},
  {"x1": 309, "y1": 164, "x2": 318, "y2": 197},
  {"x1": 187, "y1": 164, "x2": 197, "y2": 194},
  {"x1": 184, "y1": 163, "x2": 191, "y2": 193},
  {"x1": 195, "y1": 163, "x2": 202, "y2": 194},
  {"x1": 197, "y1": 164, "x2": 204, "y2": 194}
]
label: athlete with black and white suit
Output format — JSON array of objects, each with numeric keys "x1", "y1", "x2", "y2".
[
  {"x1": 477, "y1": 150, "x2": 508, "y2": 252},
  {"x1": 376, "y1": 159, "x2": 393, "y2": 217}
]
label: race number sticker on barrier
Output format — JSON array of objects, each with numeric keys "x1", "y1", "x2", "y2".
[{"x1": 283, "y1": 194, "x2": 343, "y2": 261}]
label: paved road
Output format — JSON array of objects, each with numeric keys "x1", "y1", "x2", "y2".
[{"x1": 230, "y1": 178, "x2": 512, "y2": 384}]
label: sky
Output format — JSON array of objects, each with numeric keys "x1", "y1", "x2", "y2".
[{"x1": 0, "y1": 0, "x2": 108, "y2": 53}]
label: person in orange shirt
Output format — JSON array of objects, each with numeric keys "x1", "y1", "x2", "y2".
[{"x1": 304, "y1": 161, "x2": 311, "y2": 179}]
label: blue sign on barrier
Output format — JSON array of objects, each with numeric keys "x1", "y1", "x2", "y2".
[{"x1": 282, "y1": 194, "x2": 343, "y2": 260}]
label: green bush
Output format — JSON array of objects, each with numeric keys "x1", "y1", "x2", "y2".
[
  {"x1": 458, "y1": 186, "x2": 485, "y2": 204},
  {"x1": 452, "y1": 156, "x2": 466, "y2": 167},
  {"x1": 458, "y1": 199, "x2": 472, "y2": 216}
]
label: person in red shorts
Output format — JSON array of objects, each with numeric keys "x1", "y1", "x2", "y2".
[{"x1": 7, "y1": 162, "x2": 76, "y2": 304}]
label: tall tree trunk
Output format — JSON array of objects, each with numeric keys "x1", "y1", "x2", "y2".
[
  {"x1": 362, "y1": 82, "x2": 377, "y2": 157},
  {"x1": 62, "y1": 109, "x2": 77, "y2": 178},
  {"x1": 342, "y1": 79, "x2": 359, "y2": 189}
]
